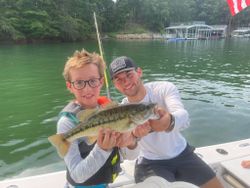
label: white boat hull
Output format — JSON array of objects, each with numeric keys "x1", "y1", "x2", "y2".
[{"x1": 1, "y1": 138, "x2": 250, "y2": 188}]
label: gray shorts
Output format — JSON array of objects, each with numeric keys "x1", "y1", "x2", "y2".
[{"x1": 134, "y1": 144, "x2": 215, "y2": 186}]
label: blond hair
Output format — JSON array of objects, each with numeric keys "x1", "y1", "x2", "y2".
[{"x1": 63, "y1": 49, "x2": 106, "y2": 81}]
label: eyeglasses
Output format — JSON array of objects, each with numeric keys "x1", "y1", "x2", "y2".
[{"x1": 70, "y1": 78, "x2": 101, "y2": 90}]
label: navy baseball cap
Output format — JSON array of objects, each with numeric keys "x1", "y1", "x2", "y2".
[{"x1": 109, "y1": 56, "x2": 137, "y2": 79}]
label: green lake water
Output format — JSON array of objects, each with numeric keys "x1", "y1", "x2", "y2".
[{"x1": 0, "y1": 39, "x2": 249, "y2": 180}]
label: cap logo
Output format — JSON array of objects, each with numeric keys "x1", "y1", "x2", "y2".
[{"x1": 111, "y1": 58, "x2": 127, "y2": 73}]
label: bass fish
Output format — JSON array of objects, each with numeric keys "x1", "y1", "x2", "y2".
[{"x1": 48, "y1": 103, "x2": 159, "y2": 157}]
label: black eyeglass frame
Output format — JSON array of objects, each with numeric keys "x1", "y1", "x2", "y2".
[{"x1": 70, "y1": 77, "x2": 102, "y2": 90}]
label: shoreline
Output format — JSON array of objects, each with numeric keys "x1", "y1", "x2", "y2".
[
  {"x1": 0, "y1": 33, "x2": 166, "y2": 44},
  {"x1": 114, "y1": 33, "x2": 165, "y2": 40}
]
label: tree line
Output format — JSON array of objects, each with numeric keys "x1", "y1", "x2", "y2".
[{"x1": 0, "y1": 0, "x2": 250, "y2": 42}]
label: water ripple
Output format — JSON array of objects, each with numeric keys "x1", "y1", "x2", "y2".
[
  {"x1": 10, "y1": 139, "x2": 47, "y2": 154},
  {"x1": 9, "y1": 120, "x2": 32, "y2": 129},
  {"x1": 0, "y1": 139, "x2": 24, "y2": 147},
  {"x1": 41, "y1": 116, "x2": 58, "y2": 124}
]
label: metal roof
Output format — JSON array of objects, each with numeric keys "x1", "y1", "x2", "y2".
[{"x1": 166, "y1": 24, "x2": 213, "y2": 30}]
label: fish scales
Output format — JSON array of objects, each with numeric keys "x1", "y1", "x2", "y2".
[
  {"x1": 48, "y1": 103, "x2": 159, "y2": 157},
  {"x1": 64, "y1": 104, "x2": 135, "y2": 139}
]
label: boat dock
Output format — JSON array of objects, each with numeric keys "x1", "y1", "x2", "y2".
[{"x1": 165, "y1": 21, "x2": 227, "y2": 40}]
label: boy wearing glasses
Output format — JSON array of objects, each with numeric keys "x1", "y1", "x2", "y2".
[
  {"x1": 109, "y1": 56, "x2": 224, "y2": 188},
  {"x1": 57, "y1": 49, "x2": 137, "y2": 188}
]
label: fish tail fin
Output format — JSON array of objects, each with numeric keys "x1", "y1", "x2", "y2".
[{"x1": 48, "y1": 134, "x2": 70, "y2": 158}]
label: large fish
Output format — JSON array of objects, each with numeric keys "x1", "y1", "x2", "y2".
[{"x1": 48, "y1": 103, "x2": 159, "y2": 157}]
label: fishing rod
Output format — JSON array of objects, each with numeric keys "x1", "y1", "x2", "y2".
[{"x1": 93, "y1": 12, "x2": 111, "y2": 99}]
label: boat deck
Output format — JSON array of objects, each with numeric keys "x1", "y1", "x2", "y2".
[{"x1": 1, "y1": 139, "x2": 250, "y2": 188}]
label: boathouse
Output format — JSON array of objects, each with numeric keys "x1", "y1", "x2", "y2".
[{"x1": 165, "y1": 21, "x2": 227, "y2": 40}]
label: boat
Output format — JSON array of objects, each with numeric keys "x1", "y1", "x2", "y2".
[
  {"x1": 1, "y1": 138, "x2": 250, "y2": 188},
  {"x1": 231, "y1": 28, "x2": 250, "y2": 38}
]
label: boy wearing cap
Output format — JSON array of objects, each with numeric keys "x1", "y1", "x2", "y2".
[{"x1": 109, "y1": 56, "x2": 223, "y2": 188}]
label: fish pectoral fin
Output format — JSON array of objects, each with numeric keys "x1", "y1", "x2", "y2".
[
  {"x1": 86, "y1": 135, "x2": 98, "y2": 144},
  {"x1": 48, "y1": 134, "x2": 70, "y2": 158},
  {"x1": 76, "y1": 109, "x2": 97, "y2": 122}
]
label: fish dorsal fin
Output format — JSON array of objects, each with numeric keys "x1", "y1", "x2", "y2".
[
  {"x1": 77, "y1": 101, "x2": 119, "y2": 121},
  {"x1": 101, "y1": 101, "x2": 119, "y2": 110},
  {"x1": 76, "y1": 109, "x2": 97, "y2": 122}
]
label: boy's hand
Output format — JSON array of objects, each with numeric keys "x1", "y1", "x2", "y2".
[{"x1": 97, "y1": 128, "x2": 120, "y2": 151}]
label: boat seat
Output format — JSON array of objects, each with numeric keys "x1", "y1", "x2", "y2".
[{"x1": 221, "y1": 156, "x2": 250, "y2": 188}]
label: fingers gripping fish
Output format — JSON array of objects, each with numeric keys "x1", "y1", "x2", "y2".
[{"x1": 48, "y1": 103, "x2": 159, "y2": 157}]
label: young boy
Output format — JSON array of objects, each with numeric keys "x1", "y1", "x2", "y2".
[{"x1": 57, "y1": 49, "x2": 136, "y2": 187}]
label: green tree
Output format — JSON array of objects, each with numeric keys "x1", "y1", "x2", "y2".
[
  {"x1": 169, "y1": 0, "x2": 195, "y2": 24},
  {"x1": 140, "y1": 0, "x2": 170, "y2": 31},
  {"x1": 1, "y1": 0, "x2": 250, "y2": 42}
]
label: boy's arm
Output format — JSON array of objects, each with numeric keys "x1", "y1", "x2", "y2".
[{"x1": 57, "y1": 117, "x2": 113, "y2": 183}]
